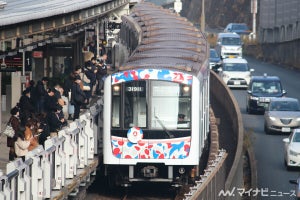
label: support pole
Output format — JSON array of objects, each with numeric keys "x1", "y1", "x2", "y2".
[
  {"x1": 201, "y1": 0, "x2": 205, "y2": 33},
  {"x1": 0, "y1": 70, "x2": 2, "y2": 130},
  {"x1": 96, "y1": 19, "x2": 100, "y2": 58},
  {"x1": 251, "y1": 0, "x2": 257, "y2": 39},
  {"x1": 0, "y1": 45, "x2": 4, "y2": 129},
  {"x1": 22, "y1": 51, "x2": 25, "y2": 76}
]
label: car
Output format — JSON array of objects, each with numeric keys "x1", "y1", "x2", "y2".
[
  {"x1": 283, "y1": 129, "x2": 300, "y2": 170},
  {"x1": 209, "y1": 49, "x2": 222, "y2": 72},
  {"x1": 246, "y1": 74, "x2": 287, "y2": 114},
  {"x1": 218, "y1": 58, "x2": 254, "y2": 88},
  {"x1": 289, "y1": 177, "x2": 300, "y2": 199},
  {"x1": 215, "y1": 32, "x2": 243, "y2": 59},
  {"x1": 224, "y1": 23, "x2": 251, "y2": 35},
  {"x1": 264, "y1": 97, "x2": 300, "y2": 134}
]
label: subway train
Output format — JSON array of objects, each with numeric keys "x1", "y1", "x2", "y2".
[{"x1": 101, "y1": 2, "x2": 210, "y2": 188}]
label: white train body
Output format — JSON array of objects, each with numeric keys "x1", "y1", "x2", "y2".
[{"x1": 101, "y1": 2, "x2": 210, "y2": 187}]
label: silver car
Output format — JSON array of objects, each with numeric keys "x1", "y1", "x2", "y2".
[
  {"x1": 283, "y1": 129, "x2": 300, "y2": 169},
  {"x1": 264, "y1": 97, "x2": 300, "y2": 134}
]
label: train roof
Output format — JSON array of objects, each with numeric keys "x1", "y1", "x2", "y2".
[
  {"x1": 119, "y1": 2, "x2": 209, "y2": 75},
  {"x1": 127, "y1": 49, "x2": 205, "y2": 62}
]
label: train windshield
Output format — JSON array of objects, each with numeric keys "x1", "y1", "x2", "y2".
[
  {"x1": 111, "y1": 80, "x2": 191, "y2": 130},
  {"x1": 151, "y1": 81, "x2": 191, "y2": 130}
]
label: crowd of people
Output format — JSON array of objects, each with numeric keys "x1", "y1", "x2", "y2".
[{"x1": 5, "y1": 53, "x2": 109, "y2": 162}]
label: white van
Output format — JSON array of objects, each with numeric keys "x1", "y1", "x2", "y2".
[
  {"x1": 215, "y1": 32, "x2": 243, "y2": 59},
  {"x1": 218, "y1": 58, "x2": 254, "y2": 88}
]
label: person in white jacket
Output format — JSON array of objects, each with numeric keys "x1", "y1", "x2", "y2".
[{"x1": 14, "y1": 126, "x2": 31, "y2": 161}]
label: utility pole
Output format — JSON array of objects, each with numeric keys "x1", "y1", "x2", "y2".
[
  {"x1": 251, "y1": 0, "x2": 257, "y2": 39},
  {"x1": 200, "y1": 0, "x2": 205, "y2": 32}
]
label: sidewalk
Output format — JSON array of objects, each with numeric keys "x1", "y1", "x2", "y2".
[{"x1": 0, "y1": 111, "x2": 10, "y2": 174}]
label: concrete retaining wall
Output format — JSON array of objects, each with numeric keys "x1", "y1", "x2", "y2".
[
  {"x1": 244, "y1": 40, "x2": 300, "y2": 70},
  {"x1": 209, "y1": 70, "x2": 244, "y2": 196}
]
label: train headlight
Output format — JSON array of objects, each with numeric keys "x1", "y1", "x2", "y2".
[
  {"x1": 183, "y1": 86, "x2": 190, "y2": 93},
  {"x1": 113, "y1": 85, "x2": 120, "y2": 95},
  {"x1": 113, "y1": 85, "x2": 120, "y2": 92}
]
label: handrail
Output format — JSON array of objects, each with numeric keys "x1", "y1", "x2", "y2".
[{"x1": 0, "y1": 99, "x2": 102, "y2": 199}]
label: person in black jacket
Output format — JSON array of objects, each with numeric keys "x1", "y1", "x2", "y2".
[
  {"x1": 35, "y1": 112, "x2": 50, "y2": 148},
  {"x1": 63, "y1": 67, "x2": 79, "y2": 97},
  {"x1": 46, "y1": 105, "x2": 67, "y2": 136},
  {"x1": 84, "y1": 60, "x2": 97, "y2": 103},
  {"x1": 19, "y1": 88, "x2": 35, "y2": 126},
  {"x1": 7, "y1": 106, "x2": 20, "y2": 161},
  {"x1": 28, "y1": 80, "x2": 38, "y2": 108},
  {"x1": 35, "y1": 77, "x2": 49, "y2": 113},
  {"x1": 95, "y1": 54, "x2": 108, "y2": 95},
  {"x1": 71, "y1": 75, "x2": 87, "y2": 120},
  {"x1": 44, "y1": 88, "x2": 59, "y2": 114}
]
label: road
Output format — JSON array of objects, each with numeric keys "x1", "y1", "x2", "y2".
[{"x1": 231, "y1": 56, "x2": 300, "y2": 200}]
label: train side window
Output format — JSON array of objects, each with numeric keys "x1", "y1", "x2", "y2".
[{"x1": 177, "y1": 85, "x2": 191, "y2": 129}]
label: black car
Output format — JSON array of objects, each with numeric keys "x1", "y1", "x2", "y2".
[
  {"x1": 246, "y1": 74, "x2": 287, "y2": 114},
  {"x1": 209, "y1": 49, "x2": 222, "y2": 72}
]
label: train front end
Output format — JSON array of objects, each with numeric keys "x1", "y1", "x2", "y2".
[{"x1": 102, "y1": 68, "x2": 202, "y2": 187}]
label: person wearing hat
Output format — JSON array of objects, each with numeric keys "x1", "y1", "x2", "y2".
[
  {"x1": 18, "y1": 88, "x2": 35, "y2": 126},
  {"x1": 7, "y1": 106, "x2": 21, "y2": 161}
]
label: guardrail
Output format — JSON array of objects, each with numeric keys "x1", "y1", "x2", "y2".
[
  {"x1": 0, "y1": 99, "x2": 102, "y2": 200},
  {"x1": 209, "y1": 70, "x2": 244, "y2": 195},
  {"x1": 184, "y1": 150, "x2": 227, "y2": 200}
]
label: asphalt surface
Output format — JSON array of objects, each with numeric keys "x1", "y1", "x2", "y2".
[{"x1": 232, "y1": 56, "x2": 300, "y2": 200}]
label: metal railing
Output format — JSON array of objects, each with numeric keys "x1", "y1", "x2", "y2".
[
  {"x1": 184, "y1": 150, "x2": 227, "y2": 200},
  {"x1": 0, "y1": 99, "x2": 102, "y2": 200}
]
